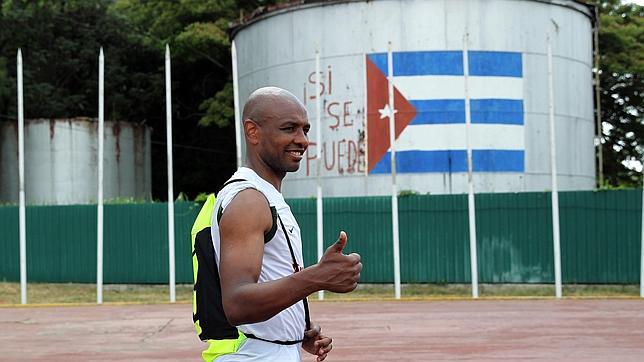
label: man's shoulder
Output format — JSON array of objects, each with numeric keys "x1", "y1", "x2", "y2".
[
  {"x1": 228, "y1": 187, "x2": 266, "y2": 205},
  {"x1": 217, "y1": 188, "x2": 274, "y2": 239}
]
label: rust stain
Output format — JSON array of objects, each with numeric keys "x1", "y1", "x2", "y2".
[
  {"x1": 132, "y1": 124, "x2": 143, "y2": 197},
  {"x1": 49, "y1": 119, "x2": 56, "y2": 140},
  {"x1": 7, "y1": 122, "x2": 18, "y2": 160},
  {"x1": 133, "y1": 124, "x2": 143, "y2": 168},
  {"x1": 112, "y1": 121, "x2": 121, "y2": 163}
]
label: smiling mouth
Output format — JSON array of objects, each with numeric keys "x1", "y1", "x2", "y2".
[{"x1": 286, "y1": 150, "x2": 304, "y2": 158}]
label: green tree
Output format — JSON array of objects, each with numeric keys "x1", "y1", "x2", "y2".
[
  {"x1": 108, "y1": 0, "x2": 282, "y2": 199},
  {"x1": 0, "y1": 0, "x2": 163, "y2": 121},
  {"x1": 591, "y1": 0, "x2": 643, "y2": 186},
  {"x1": 110, "y1": 0, "x2": 280, "y2": 129}
]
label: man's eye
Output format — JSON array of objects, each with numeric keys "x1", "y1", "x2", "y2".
[
  {"x1": 304, "y1": 128, "x2": 310, "y2": 135},
  {"x1": 282, "y1": 127, "x2": 295, "y2": 132}
]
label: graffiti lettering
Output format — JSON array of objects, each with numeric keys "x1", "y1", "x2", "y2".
[
  {"x1": 327, "y1": 102, "x2": 341, "y2": 130},
  {"x1": 307, "y1": 71, "x2": 325, "y2": 99},
  {"x1": 343, "y1": 101, "x2": 353, "y2": 127},
  {"x1": 327, "y1": 101, "x2": 355, "y2": 130},
  {"x1": 303, "y1": 65, "x2": 332, "y2": 105},
  {"x1": 301, "y1": 62, "x2": 364, "y2": 177},
  {"x1": 305, "y1": 139, "x2": 366, "y2": 177}
]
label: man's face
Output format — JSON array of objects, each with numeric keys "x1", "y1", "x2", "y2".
[{"x1": 256, "y1": 99, "x2": 310, "y2": 173}]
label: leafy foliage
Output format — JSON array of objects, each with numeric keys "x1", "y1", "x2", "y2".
[
  {"x1": 109, "y1": 0, "x2": 274, "y2": 128},
  {"x1": 107, "y1": 0, "x2": 281, "y2": 198},
  {"x1": 588, "y1": 0, "x2": 644, "y2": 186},
  {"x1": 0, "y1": 0, "x2": 163, "y2": 121},
  {"x1": 199, "y1": 82, "x2": 234, "y2": 128}
]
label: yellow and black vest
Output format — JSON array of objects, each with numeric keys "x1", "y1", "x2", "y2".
[
  {"x1": 191, "y1": 194, "x2": 244, "y2": 361},
  {"x1": 191, "y1": 187, "x2": 311, "y2": 360}
]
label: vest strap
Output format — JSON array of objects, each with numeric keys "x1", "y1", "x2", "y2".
[
  {"x1": 277, "y1": 214, "x2": 312, "y2": 331},
  {"x1": 244, "y1": 333, "x2": 302, "y2": 345}
]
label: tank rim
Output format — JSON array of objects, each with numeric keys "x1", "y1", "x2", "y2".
[{"x1": 229, "y1": 0, "x2": 595, "y2": 40}]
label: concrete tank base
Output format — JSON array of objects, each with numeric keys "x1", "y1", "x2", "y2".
[{"x1": 0, "y1": 118, "x2": 151, "y2": 205}]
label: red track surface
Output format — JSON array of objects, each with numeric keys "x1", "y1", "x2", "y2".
[{"x1": 1, "y1": 299, "x2": 643, "y2": 361}]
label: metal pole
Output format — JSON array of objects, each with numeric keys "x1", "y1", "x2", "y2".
[
  {"x1": 594, "y1": 6, "x2": 603, "y2": 188},
  {"x1": 387, "y1": 42, "x2": 401, "y2": 299},
  {"x1": 97, "y1": 48, "x2": 105, "y2": 304},
  {"x1": 232, "y1": 41, "x2": 242, "y2": 169},
  {"x1": 547, "y1": 34, "x2": 563, "y2": 299},
  {"x1": 315, "y1": 49, "x2": 325, "y2": 301},
  {"x1": 463, "y1": 33, "x2": 479, "y2": 299},
  {"x1": 17, "y1": 49, "x2": 27, "y2": 305},
  {"x1": 640, "y1": 171, "x2": 644, "y2": 298},
  {"x1": 165, "y1": 44, "x2": 176, "y2": 303}
]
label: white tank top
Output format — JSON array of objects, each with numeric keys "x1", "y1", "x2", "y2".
[{"x1": 211, "y1": 167, "x2": 306, "y2": 342}]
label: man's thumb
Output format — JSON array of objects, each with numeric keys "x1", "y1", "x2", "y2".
[
  {"x1": 330, "y1": 231, "x2": 347, "y2": 252},
  {"x1": 304, "y1": 324, "x2": 321, "y2": 338}
]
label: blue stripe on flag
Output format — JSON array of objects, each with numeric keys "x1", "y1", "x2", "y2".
[
  {"x1": 371, "y1": 150, "x2": 525, "y2": 173},
  {"x1": 473, "y1": 150, "x2": 524, "y2": 172},
  {"x1": 368, "y1": 53, "x2": 388, "y2": 75},
  {"x1": 409, "y1": 100, "x2": 465, "y2": 124},
  {"x1": 468, "y1": 51, "x2": 522, "y2": 77},
  {"x1": 370, "y1": 51, "x2": 522, "y2": 77},
  {"x1": 368, "y1": 51, "x2": 464, "y2": 76},
  {"x1": 372, "y1": 151, "x2": 466, "y2": 173},
  {"x1": 471, "y1": 99, "x2": 524, "y2": 125},
  {"x1": 409, "y1": 99, "x2": 524, "y2": 125},
  {"x1": 393, "y1": 51, "x2": 463, "y2": 76}
]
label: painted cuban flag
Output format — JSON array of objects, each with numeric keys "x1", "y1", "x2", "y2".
[{"x1": 366, "y1": 50, "x2": 524, "y2": 174}]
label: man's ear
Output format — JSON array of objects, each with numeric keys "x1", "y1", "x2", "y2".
[{"x1": 244, "y1": 119, "x2": 260, "y2": 145}]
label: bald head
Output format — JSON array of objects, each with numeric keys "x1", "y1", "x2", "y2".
[
  {"x1": 241, "y1": 86, "x2": 310, "y2": 179},
  {"x1": 242, "y1": 87, "x2": 305, "y2": 125}
]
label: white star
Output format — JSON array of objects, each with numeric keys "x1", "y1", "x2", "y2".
[{"x1": 378, "y1": 104, "x2": 398, "y2": 119}]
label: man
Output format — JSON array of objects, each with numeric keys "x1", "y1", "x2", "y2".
[{"x1": 211, "y1": 86, "x2": 362, "y2": 361}]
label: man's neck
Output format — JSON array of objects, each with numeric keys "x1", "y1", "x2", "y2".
[{"x1": 244, "y1": 159, "x2": 285, "y2": 192}]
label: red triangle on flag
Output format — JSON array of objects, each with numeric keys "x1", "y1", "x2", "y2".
[{"x1": 366, "y1": 57, "x2": 417, "y2": 173}]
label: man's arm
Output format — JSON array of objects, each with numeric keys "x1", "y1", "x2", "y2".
[{"x1": 219, "y1": 188, "x2": 361, "y2": 326}]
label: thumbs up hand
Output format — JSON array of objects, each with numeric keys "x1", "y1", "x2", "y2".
[
  {"x1": 316, "y1": 231, "x2": 362, "y2": 293},
  {"x1": 328, "y1": 231, "x2": 348, "y2": 253}
]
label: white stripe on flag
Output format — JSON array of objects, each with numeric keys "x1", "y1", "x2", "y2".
[
  {"x1": 393, "y1": 76, "x2": 523, "y2": 100},
  {"x1": 394, "y1": 124, "x2": 524, "y2": 151}
]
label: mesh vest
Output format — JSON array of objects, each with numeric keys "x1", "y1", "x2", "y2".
[
  {"x1": 191, "y1": 194, "x2": 244, "y2": 361},
  {"x1": 191, "y1": 169, "x2": 311, "y2": 360}
]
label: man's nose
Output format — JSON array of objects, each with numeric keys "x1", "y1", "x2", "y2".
[{"x1": 294, "y1": 128, "x2": 309, "y2": 148}]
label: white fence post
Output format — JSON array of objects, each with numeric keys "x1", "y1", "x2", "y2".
[
  {"x1": 232, "y1": 41, "x2": 242, "y2": 169},
  {"x1": 387, "y1": 42, "x2": 401, "y2": 299},
  {"x1": 547, "y1": 33, "x2": 563, "y2": 299},
  {"x1": 97, "y1": 48, "x2": 105, "y2": 304},
  {"x1": 463, "y1": 32, "x2": 480, "y2": 299},
  {"x1": 166, "y1": 44, "x2": 176, "y2": 303},
  {"x1": 17, "y1": 49, "x2": 27, "y2": 305},
  {"x1": 315, "y1": 49, "x2": 325, "y2": 301}
]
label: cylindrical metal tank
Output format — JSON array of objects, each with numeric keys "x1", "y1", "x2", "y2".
[
  {"x1": 0, "y1": 118, "x2": 152, "y2": 205},
  {"x1": 232, "y1": 0, "x2": 595, "y2": 197}
]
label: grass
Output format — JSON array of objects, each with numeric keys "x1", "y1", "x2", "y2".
[
  {"x1": 311, "y1": 283, "x2": 642, "y2": 300},
  {"x1": 1, "y1": 282, "x2": 640, "y2": 305},
  {"x1": 0, "y1": 282, "x2": 193, "y2": 305}
]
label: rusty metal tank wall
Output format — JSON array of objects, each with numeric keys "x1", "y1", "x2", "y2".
[
  {"x1": 232, "y1": 0, "x2": 595, "y2": 197},
  {"x1": 0, "y1": 118, "x2": 151, "y2": 205}
]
